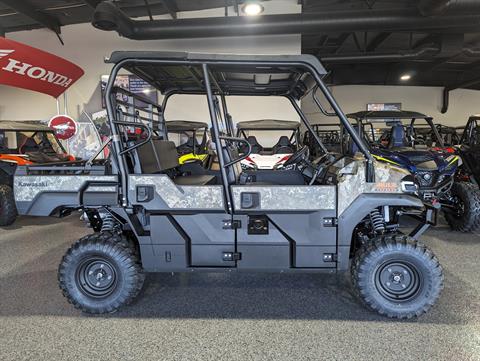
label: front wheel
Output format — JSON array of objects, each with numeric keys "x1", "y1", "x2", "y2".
[
  {"x1": 58, "y1": 233, "x2": 144, "y2": 314},
  {"x1": 0, "y1": 184, "x2": 17, "y2": 226},
  {"x1": 444, "y1": 182, "x2": 480, "y2": 232},
  {"x1": 351, "y1": 234, "x2": 443, "y2": 319}
]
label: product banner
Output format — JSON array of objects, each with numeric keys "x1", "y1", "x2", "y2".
[{"x1": 0, "y1": 37, "x2": 84, "y2": 98}]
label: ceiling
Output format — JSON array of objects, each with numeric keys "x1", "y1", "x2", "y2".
[{"x1": 1, "y1": 0, "x2": 480, "y2": 111}]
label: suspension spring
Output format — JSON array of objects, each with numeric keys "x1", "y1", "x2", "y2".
[
  {"x1": 100, "y1": 212, "x2": 118, "y2": 233},
  {"x1": 369, "y1": 208, "x2": 386, "y2": 234}
]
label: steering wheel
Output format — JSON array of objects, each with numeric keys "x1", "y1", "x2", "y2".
[{"x1": 283, "y1": 145, "x2": 309, "y2": 167}]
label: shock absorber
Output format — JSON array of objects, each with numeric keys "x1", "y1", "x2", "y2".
[
  {"x1": 100, "y1": 212, "x2": 119, "y2": 233},
  {"x1": 369, "y1": 208, "x2": 386, "y2": 234}
]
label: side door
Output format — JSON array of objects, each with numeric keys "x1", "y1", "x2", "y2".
[
  {"x1": 128, "y1": 174, "x2": 237, "y2": 268},
  {"x1": 230, "y1": 184, "x2": 338, "y2": 270}
]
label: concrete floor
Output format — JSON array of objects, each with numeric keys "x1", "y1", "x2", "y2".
[{"x1": 0, "y1": 215, "x2": 479, "y2": 361}]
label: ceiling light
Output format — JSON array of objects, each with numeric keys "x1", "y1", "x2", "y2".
[
  {"x1": 242, "y1": 2, "x2": 264, "y2": 16},
  {"x1": 400, "y1": 74, "x2": 411, "y2": 81}
]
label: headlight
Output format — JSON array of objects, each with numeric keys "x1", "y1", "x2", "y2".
[
  {"x1": 415, "y1": 171, "x2": 434, "y2": 186},
  {"x1": 401, "y1": 181, "x2": 418, "y2": 193}
]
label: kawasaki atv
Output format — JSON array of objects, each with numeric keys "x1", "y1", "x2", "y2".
[
  {"x1": 347, "y1": 110, "x2": 480, "y2": 232},
  {"x1": 13, "y1": 52, "x2": 443, "y2": 319},
  {"x1": 0, "y1": 120, "x2": 75, "y2": 226}
]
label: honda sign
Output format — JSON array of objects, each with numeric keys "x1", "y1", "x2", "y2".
[{"x1": 0, "y1": 38, "x2": 84, "y2": 98}]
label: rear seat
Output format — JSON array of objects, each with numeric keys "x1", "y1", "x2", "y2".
[{"x1": 135, "y1": 139, "x2": 215, "y2": 186}]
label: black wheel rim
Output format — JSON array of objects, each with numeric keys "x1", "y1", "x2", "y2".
[
  {"x1": 76, "y1": 257, "x2": 117, "y2": 298},
  {"x1": 375, "y1": 261, "x2": 421, "y2": 302}
]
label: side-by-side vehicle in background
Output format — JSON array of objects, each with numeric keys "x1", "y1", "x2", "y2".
[
  {"x1": 0, "y1": 121, "x2": 75, "y2": 226},
  {"x1": 456, "y1": 115, "x2": 480, "y2": 186},
  {"x1": 165, "y1": 120, "x2": 211, "y2": 166},
  {"x1": 13, "y1": 52, "x2": 443, "y2": 319},
  {"x1": 236, "y1": 119, "x2": 301, "y2": 170},
  {"x1": 347, "y1": 110, "x2": 480, "y2": 232}
]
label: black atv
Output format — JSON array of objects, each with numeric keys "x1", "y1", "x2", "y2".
[{"x1": 347, "y1": 110, "x2": 480, "y2": 232}]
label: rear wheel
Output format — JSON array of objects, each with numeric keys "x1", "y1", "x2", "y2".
[
  {"x1": 351, "y1": 234, "x2": 443, "y2": 319},
  {"x1": 444, "y1": 182, "x2": 480, "y2": 232},
  {"x1": 0, "y1": 184, "x2": 17, "y2": 226},
  {"x1": 58, "y1": 232, "x2": 144, "y2": 314}
]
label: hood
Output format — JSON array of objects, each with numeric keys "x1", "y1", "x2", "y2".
[{"x1": 371, "y1": 147, "x2": 458, "y2": 173}]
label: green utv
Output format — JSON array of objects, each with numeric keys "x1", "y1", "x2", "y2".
[{"x1": 13, "y1": 52, "x2": 443, "y2": 318}]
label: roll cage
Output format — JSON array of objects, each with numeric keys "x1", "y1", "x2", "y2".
[
  {"x1": 346, "y1": 110, "x2": 445, "y2": 149},
  {"x1": 459, "y1": 115, "x2": 480, "y2": 146},
  {"x1": 103, "y1": 52, "x2": 376, "y2": 206}
]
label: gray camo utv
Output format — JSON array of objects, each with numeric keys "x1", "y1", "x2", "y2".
[{"x1": 14, "y1": 52, "x2": 443, "y2": 319}]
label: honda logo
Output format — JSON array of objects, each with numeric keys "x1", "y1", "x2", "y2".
[
  {"x1": 2, "y1": 56, "x2": 73, "y2": 88},
  {"x1": 0, "y1": 37, "x2": 84, "y2": 98},
  {"x1": 0, "y1": 49, "x2": 14, "y2": 59}
]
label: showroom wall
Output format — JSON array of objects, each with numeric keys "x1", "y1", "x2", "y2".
[
  {"x1": 0, "y1": 1, "x2": 300, "y2": 122},
  {"x1": 1, "y1": 0, "x2": 478, "y2": 127},
  {"x1": 302, "y1": 85, "x2": 480, "y2": 126}
]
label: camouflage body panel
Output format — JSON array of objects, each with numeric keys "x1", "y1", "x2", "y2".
[
  {"x1": 14, "y1": 175, "x2": 118, "y2": 202},
  {"x1": 337, "y1": 158, "x2": 411, "y2": 216},
  {"x1": 231, "y1": 185, "x2": 336, "y2": 211},
  {"x1": 128, "y1": 175, "x2": 224, "y2": 210}
]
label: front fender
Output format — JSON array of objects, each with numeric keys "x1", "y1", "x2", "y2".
[{"x1": 336, "y1": 193, "x2": 423, "y2": 271}]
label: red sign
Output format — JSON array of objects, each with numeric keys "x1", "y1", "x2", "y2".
[
  {"x1": 48, "y1": 115, "x2": 77, "y2": 140},
  {"x1": 0, "y1": 38, "x2": 84, "y2": 98}
]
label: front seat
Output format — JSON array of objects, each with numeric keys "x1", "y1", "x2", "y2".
[
  {"x1": 273, "y1": 136, "x2": 294, "y2": 154},
  {"x1": 247, "y1": 136, "x2": 263, "y2": 153},
  {"x1": 177, "y1": 136, "x2": 198, "y2": 155},
  {"x1": 20, "y1": 137, "x2": 39, "y2": 153},
  {"x1": 388, "y1": 124, "x2": 407, "y2": 148}
]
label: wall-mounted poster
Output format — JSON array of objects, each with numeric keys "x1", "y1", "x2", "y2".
[
  {"x1": 367, "y1": 103, "x2": 401, "y2": 111},
  {"x1": 100, "y1": 74, "x2": 157, "y2": 109}
]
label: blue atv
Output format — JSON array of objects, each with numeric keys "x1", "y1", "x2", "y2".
[{"x1": 347, "y1": 110, "x2": 480, "y2": 232}]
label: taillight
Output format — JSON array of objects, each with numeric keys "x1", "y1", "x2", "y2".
[{"x1": 277, "y1": 155, "x2": 291, "y2": 164}]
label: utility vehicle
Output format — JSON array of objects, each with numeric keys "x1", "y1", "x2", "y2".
[
  {"x1": 303, "y1": 123, "x2": 342, "y2": 156},
  {"x1": 165, "y1": 120, "x2": 211, "y2": 166},
  {"x1": 347, "y1": 110, "x2": 480, "y2": 232},
  {"x1": 0, "y1": 120, "x2": 74, "y2": 226},
  {"x1": 415, "y1": 124, "x2": 461, "y2": 147},
  {"x1": 456, "y1": 115, "x2": 480, "y2": 185},
  {"x1": 14, "y1": 52, "x2": 443, "y2": 318},
  {"x1": 236, "y1": 119, "x2": 300, "y2": 170}
]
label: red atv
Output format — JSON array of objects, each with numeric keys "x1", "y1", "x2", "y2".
[{"x1": 0, "y1": 121, "x2": 75, "y2": 225}]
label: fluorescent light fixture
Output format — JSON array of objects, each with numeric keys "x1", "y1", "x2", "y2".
[
  {"x1": 242, "y1": 2, "x2": 264, "y2": 16},
  {"x1": 400, "y1": 74, "x2": 412, "y2": 81}
]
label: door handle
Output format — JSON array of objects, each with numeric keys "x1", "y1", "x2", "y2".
[
  {"x1": 136, "y1": 185, "x2": 154, "y2": 202},
  {"x1": 240, "y1": 192, "x2": 260, "y2": 209}
]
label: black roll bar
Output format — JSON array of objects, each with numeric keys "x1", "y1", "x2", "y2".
[
  {"x1": 202, "y1": 64, "x2": 233, "y2": 214},
  {"x1": 105, "y1": 57, "x2": 377, "y2": 202}
]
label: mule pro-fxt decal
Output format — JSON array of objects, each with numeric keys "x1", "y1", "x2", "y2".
[{"x1": 337, "y1": 159, "x2": 410, "y2": 216}]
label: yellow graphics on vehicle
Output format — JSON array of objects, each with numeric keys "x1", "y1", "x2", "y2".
[
  {"x1": 166, "y1": 120, "x2": 211, "y2": 166},
  {"x1": 178, "y1": 152, "x2": 209, "y2": 165}
]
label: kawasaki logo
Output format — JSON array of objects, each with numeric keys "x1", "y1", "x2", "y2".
[
  {"x1": 1, "y1": 50, "x2": 73, "y2": 88},
  {"x1": 18, "y1": 181, "x2": 48, "y2": 187}
]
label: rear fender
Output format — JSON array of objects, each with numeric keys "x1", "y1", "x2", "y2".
[{"x1": 14, "y1": 174, "x2": 118, "y2": 216}]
